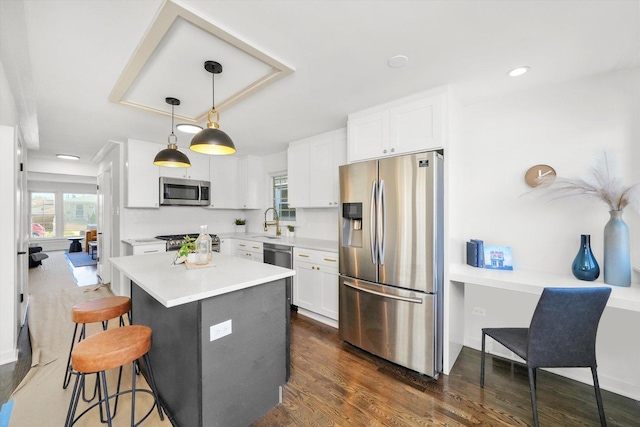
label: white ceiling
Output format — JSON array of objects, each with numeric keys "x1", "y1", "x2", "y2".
[{"x1": 1, "y1": 0, "x2": 639, "y2": 168}]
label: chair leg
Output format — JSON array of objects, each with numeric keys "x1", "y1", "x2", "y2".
[
  {"x1": 591, "y1": 367, "x2": 607, "y2": 427},
  {"x1": 528, "y1": 367, "x2": 539, "y2": 427},
  {"x1": 480, "y1": 331, "x2": 486, "y2": 388}
]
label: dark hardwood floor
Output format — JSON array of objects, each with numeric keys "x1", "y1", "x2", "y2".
[
  {"x1": 254, "y1": 313, "x2": 640, "y2": 426},
  {"x1": 3, "y1": 274, "x2": 638, "y2": 425}
]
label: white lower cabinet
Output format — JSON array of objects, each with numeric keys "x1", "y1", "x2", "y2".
[
  {"x1": 293, "y1": 248, "x2": 338, "y2": 321},
  {"x1": 219, "y1": 238, "x2": 234, "y2": 255},
  {"x1": 234, "y1": 239, "x2": 263, "y2": 262},
  {"x1": 124, "y1": 242, "x2": 166, "y2": 256}
]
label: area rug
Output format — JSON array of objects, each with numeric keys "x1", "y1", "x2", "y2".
[{"x1": 64, "y1": 251, "x2": 97, "y2": 268}]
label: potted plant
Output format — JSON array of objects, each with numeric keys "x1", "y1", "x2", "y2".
[
  {"x1": 235, "y1": 218, "x2": 246, "y2": 233},
  {"x1": 287, "y1": 225, "x2": 295, "y2": 238},
  {"x1": 175, "y1": 235, "x2": 196, "y2": 264}
]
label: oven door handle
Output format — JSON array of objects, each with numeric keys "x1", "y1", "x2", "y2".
[{"x1": 343, "y1": 281, "x2": 423, "y2": 304}]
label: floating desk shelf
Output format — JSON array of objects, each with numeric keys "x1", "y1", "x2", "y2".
[{"x1": 449, "y1": 263, "x2": 640, "y2": 313}]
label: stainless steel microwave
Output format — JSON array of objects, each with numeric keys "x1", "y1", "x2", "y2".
[{"x1": 159, "y1": 177, "x2": 210, "y2": 206}]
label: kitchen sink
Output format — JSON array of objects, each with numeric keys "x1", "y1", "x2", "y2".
[{"x1": 249, "y1": 235, "x2": 281, "y2": 240}]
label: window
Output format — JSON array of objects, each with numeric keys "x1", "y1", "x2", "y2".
[
  {"x1": 30, "y1": 191, "x2": 97, "y2": 238},
  {"x1": 31, "y1": 192, "x2": 55, "y2": 237},
  {"x1": 273, "y1": 175, "x2": 295, "y2": 221},
  {"x1": 63, "y1": 193, "x2": 97, "y2": 237}
]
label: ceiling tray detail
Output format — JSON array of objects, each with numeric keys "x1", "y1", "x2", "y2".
[{"x1": 108, "y1": 0, "x2": 295, "y2": 124}]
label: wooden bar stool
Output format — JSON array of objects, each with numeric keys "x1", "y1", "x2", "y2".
[
  {"x1": 65, "y1": 325, "x2": 164, "y2": 427},
  {"x1": 63, "y1": 296, "x2": 132, "y2": 390}
]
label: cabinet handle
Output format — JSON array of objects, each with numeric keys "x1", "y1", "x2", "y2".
[
  {"x1": 312, "y1": 266, "x2": 315, "y2": 270},
  {"x1": 298, "y1": 254, "x2": 310, "y2": 258},
  {"x1": 239, "y1": 244, "x2": 246, "y2": 247},
  {"x1": 323, "y1": 258, "x2": 337, "y2": 262},
  {"x1": 252, "y1": 246, "x2": 260, "y2": 249}
]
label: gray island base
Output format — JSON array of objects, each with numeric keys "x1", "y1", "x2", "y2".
[
  {"x1": 132, "y1": 280, "x2": 287, "y2": 427},
  {"x1": 110, "y1": 251, "x2": 294, "y2": 427}
]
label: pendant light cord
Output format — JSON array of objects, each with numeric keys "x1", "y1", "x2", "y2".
[{"x1": 211, "y1": 71, "x2": 215, "y2": 110}]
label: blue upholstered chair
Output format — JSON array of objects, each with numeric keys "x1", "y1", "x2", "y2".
[{"x1": 480, "y1": 287, "x2": 611, "y2": 427}]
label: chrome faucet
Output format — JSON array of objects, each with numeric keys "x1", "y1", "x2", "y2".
[{"x1": 263, "y1": 207, "x2": 281, "y2": 236}]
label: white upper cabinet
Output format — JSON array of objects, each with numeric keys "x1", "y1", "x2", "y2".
[
  {"x1": 237, "y1": 155, "x2": 264, "y2": 209},
  {"x1": 347, "y1": 110, "x2": 389, "y2": 163},
  {"x1": 288, "y1": 128, "x2": 346, "y2": 208},
  {"x1": 287, "y1": 143, "x2": 310, "y2": 207},
  {"x1": 348, "y1": 88, "x2": 446, "y2": 163},
  {"x1": 207, "y1": 155, "x2": 264, "y2": 210},
  {"x1": 209, "y1": 156, "x2": 239, "y2": 209},
  {"x1": 159, "y1": 151, "x2": 210, "y2": 181},
  {"x1": 125, "y1": 139, "x2": 160, "y2": 208}
]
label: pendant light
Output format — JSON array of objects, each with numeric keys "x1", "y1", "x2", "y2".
[
  {"x1": 153, "y1": 97, "x2": 191, "y2": 168},
  {"x1": 189, "y1": 61, "x2": 236, "y2": 155}
]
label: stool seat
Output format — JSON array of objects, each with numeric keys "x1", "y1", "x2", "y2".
[
  {"x1": 72, "y1": 296, "x2": 131, "y2": 324},
  {"x1": 72, "y1": 325, "x2": 152, "y2": 373}
]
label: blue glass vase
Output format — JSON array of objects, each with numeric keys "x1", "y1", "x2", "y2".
[
  {"x1": 604, "y1": 210, "x2": 631, "y2": 287},
  {"x1": 571, "y1": 234, "x2": 600, "y2": 281}
]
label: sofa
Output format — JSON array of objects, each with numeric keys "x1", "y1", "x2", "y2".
[{"x1": 29, "y1": 246, "x2": 49, "y2": 268}]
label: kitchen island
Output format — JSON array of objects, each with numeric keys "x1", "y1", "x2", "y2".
[{"x1": 110, "y1": 251, "x2": 295, "y2": 427}]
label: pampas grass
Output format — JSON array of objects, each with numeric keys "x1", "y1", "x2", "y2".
[{"x1": 544, "y1": 150, "x2": 640, "y2": 212}]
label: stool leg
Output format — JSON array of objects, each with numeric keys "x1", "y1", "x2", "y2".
[
  {"x1": 65, "y1": 372, "x2": 83, "y2": 427},
  {"x1": 99, "y1": 370, "x2": 114, "y2": 427},
  {"x1": 63, "y1": 323, "x2": 80, "y2": 389},
  {"x1": 143, "y1": 353, "x2": 165, "y2": 420},
  {"x1": 131, "y1": 360, "x2": 137, "y2": 426}
]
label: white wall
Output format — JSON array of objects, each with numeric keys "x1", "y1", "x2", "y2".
[{"x1": 460, "y1": 68, "x2": 640, "y2": 399}]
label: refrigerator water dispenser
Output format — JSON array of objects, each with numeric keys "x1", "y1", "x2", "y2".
[{"x1": 341, "y1": 203, "x2": 363, "y2": 247}]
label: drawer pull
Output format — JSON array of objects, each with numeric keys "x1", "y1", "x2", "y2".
[
  {"x1": 298, "y1": 254, "x2": 310, "y2": 258},
  {"x1": 323, "y1": 258, "x2": 336, "y2": 262},
  {"x1": 252, "y1": 246, "x2": 260, "y2": 249},
  {"x1": 239, "y1": 244, "x2": 246, "y2": 247}
]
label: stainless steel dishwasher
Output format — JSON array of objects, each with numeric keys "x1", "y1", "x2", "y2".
[{"x1": 263, "y1": 242, "x2": 295, "y2": 380}]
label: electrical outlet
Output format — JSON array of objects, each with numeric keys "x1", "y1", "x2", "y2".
[
  {"x1": 210, "y1": 319, "x2": 232, "y2": 341},
  {"x1": 472, "y1": 307, "x2": 486, "y2": 316}
]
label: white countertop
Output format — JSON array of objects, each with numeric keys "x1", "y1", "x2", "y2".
[
  {"x1": 450, "y1": 263, "x2": 640, "y2": 312},
  {"x1": 110, "y1": 251, "x2": 295, "y2": 308},
  {"x1": 122, "y1": 238, "x2": 165, "y2": 246},
  {"x1": 218, "y1": 232, "x2": 338, "y2": 252}
]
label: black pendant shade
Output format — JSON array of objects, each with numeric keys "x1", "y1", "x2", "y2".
[
  {"x1": 190, "y1": 61, "x2": 236, "y2": 156},
  {"x1": 153, "y1": 144, "x2": 192, "y2": 167},
  {"x1": 154, "y1": 97, "x2": 191, "y2": 168}
]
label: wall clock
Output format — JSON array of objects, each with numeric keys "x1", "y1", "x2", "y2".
[{"x1": 524, "y1": 164, "x2": 556, "y2": 187}]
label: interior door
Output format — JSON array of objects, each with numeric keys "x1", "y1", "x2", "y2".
[
  {"x1": 97, "y1": 168, "x2": 112, "y2": 284},
  {"x1": 16, "y1": 135, "x2": 28, "y2": 325}
]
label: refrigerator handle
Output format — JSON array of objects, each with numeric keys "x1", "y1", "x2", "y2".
[
  {"x1": 377, "y1": 179, "x2": 386, "y2": 265},
  {"x1": 370, "y1": 180, "x2": 378, "y2": 264},
  {"x1": 343, "y1": 281, "x2": 423, "y2": 304}
]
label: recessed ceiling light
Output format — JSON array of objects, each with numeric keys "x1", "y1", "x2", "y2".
[
  {"x1": 56, "y1": 154, "x2": 80, "y2": 160},
  {"x1": 176, "y1": 123, "x2": 203, "y2": 134},
  {"x1": 508, "y1": 66, "x2": 530, "y2": 77},
  {"x1": 388, "y1": 55, "x2": 409, "y2": 68}
]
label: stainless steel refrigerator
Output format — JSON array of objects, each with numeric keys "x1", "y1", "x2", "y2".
[{"x1": 338, "y1": 151, "x2": 443, "y2": 378}]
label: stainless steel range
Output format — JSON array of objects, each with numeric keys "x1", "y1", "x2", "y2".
[{"x1": 155, "y1": 233, "x2": 220, "y2": 252}]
